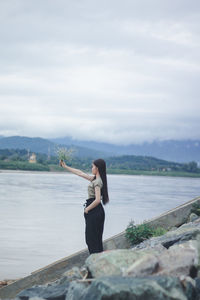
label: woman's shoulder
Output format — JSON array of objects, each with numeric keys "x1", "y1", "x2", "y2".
[
  {"x1": 93, "y1": 176, "x2": 102, "y2": 182},
  {"x1": 93, "y1": 176, "x2": 103, "y2": 186}
]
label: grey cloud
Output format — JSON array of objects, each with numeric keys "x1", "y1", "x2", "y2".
[{"x1": 0, "y1": 0, "x2": 200, "y2": 144}]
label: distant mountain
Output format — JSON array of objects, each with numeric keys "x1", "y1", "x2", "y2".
[
  {"x1": 0, "y1": 136, "x2": 55, "y2": 154},
  {"x1": 50, "y1": 137, "x2": 200, "y2": 163},
  {"x1": 1, "y1": 136, "x2": 200, "y2": 163},
  {"x1": 50, "y1": 137, "x2": 115, "y2": 155},
  {"x1": 0, "y1": 136, "x2": 108, "y2": 159}
]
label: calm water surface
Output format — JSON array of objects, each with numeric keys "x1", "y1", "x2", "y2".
[{"x1": 0, "y1": 170, "x2": 200, "y2": 280}]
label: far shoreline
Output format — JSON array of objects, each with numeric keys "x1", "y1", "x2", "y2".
[{"x1": 1, "y1": 168, "x2": 200, "y2": 179}]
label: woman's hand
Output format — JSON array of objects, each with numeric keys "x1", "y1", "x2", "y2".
[
  {"x1": 84, "y1": 207, "x2": 89, "y2": 214},
  {"x1": 59, "y1": 160, "x2": 66, "y2": 168}
]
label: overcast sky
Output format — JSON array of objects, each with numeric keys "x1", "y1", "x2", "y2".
[{"x1": 0, "y1": 0, "x2": 200, "y2": 145}]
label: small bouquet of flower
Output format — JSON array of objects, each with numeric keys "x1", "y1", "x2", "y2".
[{"x1": 55, "y1": 146, "x2": 75, "y2": 165}]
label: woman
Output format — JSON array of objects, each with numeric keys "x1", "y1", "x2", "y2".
[{"x1": 59, "y1": 158, "x2": 109, "y2": 254}]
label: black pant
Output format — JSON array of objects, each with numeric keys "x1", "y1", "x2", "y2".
[{"x1": 84, "y1": 197, "x2": 105, "y2": 254}]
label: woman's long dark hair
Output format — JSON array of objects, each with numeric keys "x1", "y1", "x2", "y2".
[{"x1": 93, "y1": 158, "x2": 109, "y2": 205}]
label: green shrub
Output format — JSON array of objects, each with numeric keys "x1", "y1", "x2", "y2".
[
  {"x1": 191, "y1": 202, "x2": 200, "y2": 216},
  {"x1": 125, "y1": 220, "x2": 167, "y2": 246},
  {"x1": 151, "y1": 226, "x2": 167, "y2": 237}
]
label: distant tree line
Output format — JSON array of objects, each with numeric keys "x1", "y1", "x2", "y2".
[{"x1": 0, "y1": 149, "x2": 199, "y2": 173}]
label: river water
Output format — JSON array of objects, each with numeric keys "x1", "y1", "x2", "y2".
[{"x1": 0, "y1": 170, "x2": 200, "y2": 280}]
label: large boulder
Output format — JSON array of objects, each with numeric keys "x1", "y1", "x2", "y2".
[
  {"x1": 154, "y1": 240, "x2": 199, "y2": 278},
  {"x1": 127, "y1": 239, "x2": 200, "y2": 278},
  {"x1": 85, "y1": 249, "x2": 159, "y2": 278},
  {"x1": 16, "y1": 280, "x2": 88, "y2": 300},
  {"x1": 16, "y1": 281, "x2": 70, "y2": 300},
  {"x1": 75, "y1": 275, "x2": 196, "y2": 300}
]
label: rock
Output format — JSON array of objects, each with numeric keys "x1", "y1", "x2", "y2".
[
  {"x1": 26, "y1": 297, "x2": 45, "y2": 300},
  {"x1": 193, "y1": 217, "x2": 200, "y2": 224},
  {"x1": 132, "y1": 240, "x2": 198, "y2": 278},
  {"x1": 65, "y1": 281, "x2": 88, "y2": 300},
  {"x1": 78, "y1": 275, "x2": 196, "y2": 300},
  {"x1": 133, "y1": 237, "x2": 168, "y2": 251},
  {"x1": 188, "y1": 213, "x2": 199, "y2": 223},
  {"x1": 16, "y1": 281, "x2": 70, "y2": 300},
  {"x1": 180, "y1": 276, "x2": 198, "y2": 300},
  {"x1": 124, "y1": 253, "x2": 159, "y2": 277},
  {"x1": 169, "y1": 226, "x2": 178, "y2": 231},
  {"x1": 195, "y1": 277, "x2": 200, "y2": 298},
  {"x1": 85, "y1": 249, "x2": 153, "y2": 278},
  {"x1": 15, "y1": 280, "x2": 88, "y2": 300},
  {"x1": 132, "y1": 222, "x2": 200, "y2": 250},
  {"x1": 129, "y1": 239, "x2": 200, "y2": 278},
  {"x1": 155, "y1": 240, "x2": 199, "y2": 278}
]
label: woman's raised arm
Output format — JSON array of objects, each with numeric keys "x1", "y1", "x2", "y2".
[{"x1": 59, "y1": 160, "x2": 95, "y2": 181}]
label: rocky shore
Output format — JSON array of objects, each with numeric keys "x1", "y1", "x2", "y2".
[{"x1": 4, "y1": 212, "x2": 200, "y2": 299}]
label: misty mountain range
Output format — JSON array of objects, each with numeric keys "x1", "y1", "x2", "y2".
[{"x1": 0, "y1": 135, "x2": 199, "y2": 164}]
